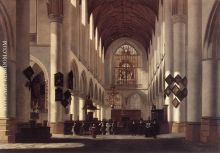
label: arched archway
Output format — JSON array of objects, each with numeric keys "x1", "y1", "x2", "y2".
[
  {"x1": 203, "y1": 1, "x2": 220, "y2": 59},
  {"x1": 0, "y1": 1, "x2": 15, "y2": 119},
  {"x1": 0, "y1": 1, "x2": 14, "y2": 58},
  {"x1": 30, "y1": 57, "x2": 49, "y2": 123},
  {"x1": 201, "y1": 1, "x2": 220, "y2": 143},
  {"x1": 71, "y1": 59, "x2": 79, "y2": 91},
  {"x1": 79, "y1": 70, "x2": 87, "y2": 97}
]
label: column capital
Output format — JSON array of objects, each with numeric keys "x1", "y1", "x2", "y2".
[{"x1": 47, "y1": 0, "x2": 63, "y2": 23}]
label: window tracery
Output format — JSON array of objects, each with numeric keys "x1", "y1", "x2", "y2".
[{"x1": 113, "y1": 44, "x2": 139, "y2": 86}]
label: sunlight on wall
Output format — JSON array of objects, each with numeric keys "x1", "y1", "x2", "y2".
[
  {"x1": 70, "y1": 0, "x2": 76, "y2": 7},
  {"x1": 95, "y1": 28, "x2": 98, "y2": 50},
  {"x1": 70, "y1": 95, "x2": 75, "y2": 120},
  {"x1": 97, "y1": 105, "x2": 100, "y2": 120},
  {"x1": 173, "y1": 106, "x2": 180, "y2": 122},
  {"x1": 50, "y1": 32, "x2": 58, "y2": 122},
  {"x1": 89, "y1": 14, "x2": 94, "y2": 40},
  {"x1": 100, "y1": 106, "x2": 104, "y2": 120},
  {"x1": 79, "y1": 98, "x2": 84, "y2": 120},
  {"x1": 0, "y1": 66, "x2": 7, "y2": 118},
  {"x1": 99, "y1": 38, "x2": 102, "y2": 58},
  {"x1": 81, "y1": 0, "x2": 86, "y2": 26}
]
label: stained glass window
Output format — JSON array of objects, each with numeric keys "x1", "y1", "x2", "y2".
[{"x1": 113, "y1": 44, "x2": 139, "y2": 86}]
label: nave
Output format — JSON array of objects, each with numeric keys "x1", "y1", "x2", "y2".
[{"x1": 0, "y1": 0, "x2": 220, "y2": 150}]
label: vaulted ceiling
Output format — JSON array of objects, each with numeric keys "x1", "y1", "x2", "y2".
[{"x1": 88, "y1": 0, "x2": 160, "y2": 52}]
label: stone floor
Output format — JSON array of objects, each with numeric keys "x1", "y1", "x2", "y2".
[{"x1": 0, "y1": 133, "x2": 219, "y2": 153}]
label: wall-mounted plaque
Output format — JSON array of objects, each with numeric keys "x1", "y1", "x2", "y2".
[
  {"x1": 164, "y1": 87, "x2": 172, "y2": 96},
  {"x1": 172, "y1": 98, "x2": 180, "y2": 108},
  {"x1": 54, "y1": 72, "x2": 64, "y2": 87},
  {"x1": 55, "y1": 87, "x2": 63, "y2": 101},
  {"x1": 172, "y1": 85, "x2": 181, "y2": 96},
  {"x1": 175, "y1": 75, "x2": 182, "y2": 84},
  {"x1": 176, "y1": 91, "x2": 185, "y2": 101},
  {"x1": 165, "y1": 74, "x2": 174, "y2": 85}
]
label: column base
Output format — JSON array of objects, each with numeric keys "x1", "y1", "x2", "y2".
[
  {"x1": 186, "y1": 122, "x2": 200, "y2": 142},
  {"x1": 171, "y1": 122, "x2": 186, "y2": 133},
  {"x1": 200, "y1": 117, "x2": 220, "y2": 143},
  {"x1": 0, "y1": 118, "x2": 16, "y2": 143},
  {"x1": 49, "y1": 122, "x2": 64, "y2": 134}
]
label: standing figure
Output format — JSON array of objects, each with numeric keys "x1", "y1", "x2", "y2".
[
  {"x1": 130, "y1": 120, "x2": 137, "y2": 135},
  {"x1": 111, "y1": 121, "x2": 117, "y2": 135},
  {"x1": 90, "y1": 124, "x2": 97, "y2": 138},
  {"x1": 106, "y1": 122, "x2": 111, "y2": 135},
  {"x1": 72, "y1": 122, "x2": 77, "y2": 135},
  {"x1": 145, "y1": 120, "x2": 152, "y2": 137},
  {"x1": 99, "y1": 121, "x2": 106, "y2": 135},
  {"x1": 80, "y1": 122, "x2": 85, "y2": 135},
  {"x1": 152, "y1": 119, "x2": 159, "y2": 138},
  {"x1": 138, "y1": 119, "x2": 145, "y2": 135}
]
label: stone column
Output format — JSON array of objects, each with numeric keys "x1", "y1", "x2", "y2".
[
  {"x1": 172, "y1": 0, "x2": 187, "y2": 133},
  {"x1": 164, "y1": 0, "x2": 174, "y2": 127},
  {"x1": 201, "y1": 60, "x2": 220, "y2": 143},
  {"x1": 62, "y1": 0, "x2": 72, "y2": 122},
  {"x1": 47, "y1": 0, "x2": 64, "y2": 134},
  {"x1": 186, "y1": 0, "x2": 202, "y2": 141},
  {"x1": 16, "y1": 0, "x2": 30, "y2": 123}
]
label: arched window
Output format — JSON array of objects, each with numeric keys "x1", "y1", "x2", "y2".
[{"x1": 113, "y1": 44, "x2": 139, "y2": 86}]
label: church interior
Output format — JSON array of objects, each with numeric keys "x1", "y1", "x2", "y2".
[{"x1": 0, "y1": 0, "x2": 220, "y2": 152}]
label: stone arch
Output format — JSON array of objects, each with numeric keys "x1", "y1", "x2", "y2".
[
  {"x1": 203, "y1": 1, "x2": 220, "y2": 59},
  {"x1": 79, "y1": 70, "x2": 87, "y2": 97},
  {"x1": 105, "y1": 37, "x2": 147, "y2": 87},
  {"x1": 30, "y1": 56, "x2": 49, "y2": 81},
  {"x1": 71, "y1": 59, "x2": 79, "y2": 91},
  {"x1": 0, "y1": 2, "x2": 15, "y2": 119},
  {"x1": 89, "y1": 78, "x2": 94, "y2": 98},
  {"x1": 30, "y1": 55, "x2": 49, "y2": 109},
  {"x1": 0, "y1": 1, "x2": 14, "y2": 60}
]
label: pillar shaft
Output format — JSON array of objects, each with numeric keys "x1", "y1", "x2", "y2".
[
  {"x1": 187, "y1": 0, "x2": 202, "y2": 122},
  {"x1": 171, "y1": 4, "x2": 187, "y2": 132},
  {"x1": 8, "y1": 60, "x2": 16, "y2": 118},
  {"x1": 48, "y1": 0, "x2": 64, "y2": 132},
  {"x1": 164, "y1": 0, "x2": 173, "y2": 122},
  {"x1": 172, "y1": 21, "x2": 186, "y2": 124},
  {"x1": 186, "y1": 0, "x2": 202, "y2": 141},
  {"x1": 49, "y1": 21, "x2": 63, "y2": 123},
  {"x1": 16, "y1": 0, "x2": 30, "y2": 122}
]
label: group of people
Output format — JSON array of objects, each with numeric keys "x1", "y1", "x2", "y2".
[
  {"x1": 128, "y1": 119, "x2": 159, "y2": 138},
  {"x1": 72, "y1": 119, "x2": 160, "y2": 138},
  {"x1": 71, "y1": 120, "x2": 118, "y2": 136}
]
